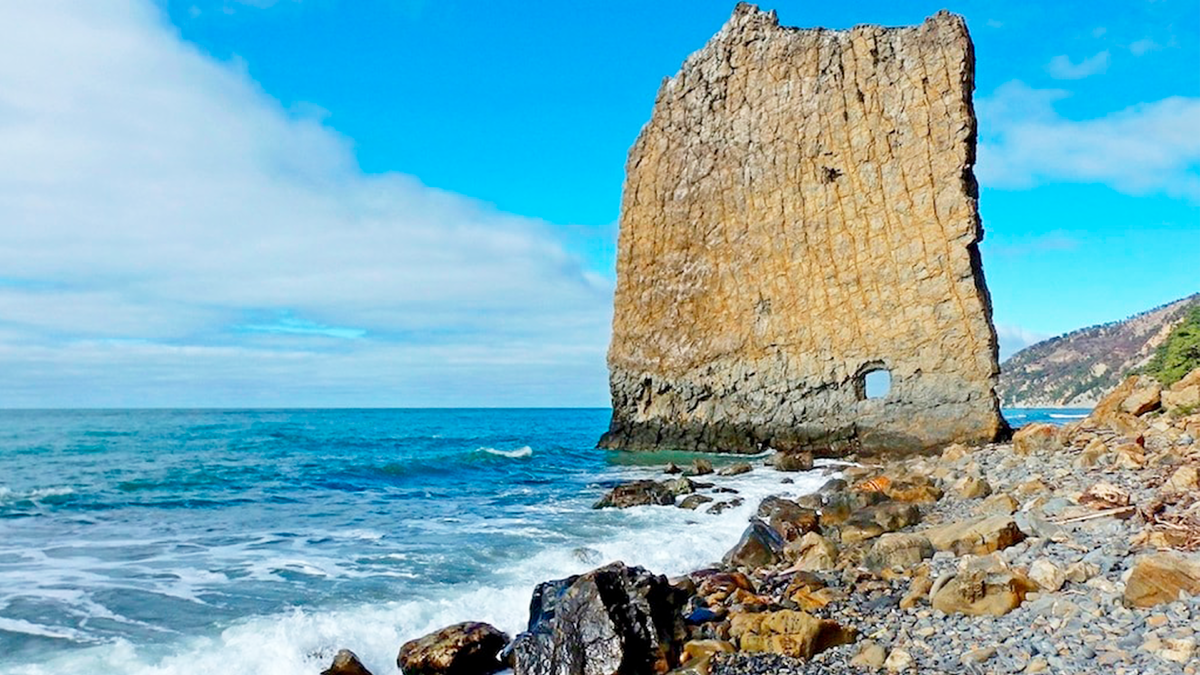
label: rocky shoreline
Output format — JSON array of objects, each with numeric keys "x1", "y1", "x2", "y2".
[{"x1": 325, "y1": 369, "x2": 1200, "y2": 675}]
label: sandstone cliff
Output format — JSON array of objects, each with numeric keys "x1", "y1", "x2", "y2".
[
  {"x1": 601, "y1": 4, "x2": 1007, "y2": 455},
  {"x1": 1000, "y1": 294, "x2": 1200, "y2": 408}
]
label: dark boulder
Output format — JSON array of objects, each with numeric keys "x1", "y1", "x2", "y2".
[
  {"x1": 722, "y1": 518, "x2": 785, "y2": 570},
  {"x1": 771, "y1": 451, "x2": 814, "y2": 472},
  {"x1": 322, "y1": 649, "x2": 374, "y2": 675},
  {"x1": 594, "y1": 480, "x2": 675, "y2": 509},
  {"x1": 755, "y1": 496, "x2": 820, "y2": 541},
  {"x1": 510, "y1": 562, "x2": 686, "y2": 675},
  {"x1": 397, "y1": 622, "x2": 508, "y2": 675}
]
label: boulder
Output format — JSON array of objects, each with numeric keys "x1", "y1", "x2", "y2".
[
  {"x1": 398, "y1": 622, "x2": 508, "y2": 675},
  {"x1": 323, "y1": 650, "x2": 374, "y2": 675},
  {"x1": 974, "y1": 493, "x2": 1019, "y2": 516},
  {"x1": 923, "y1": 516, "x2": 1025, "y2": 556},
  {"x1": 717, "y1": 462, "x2": 753, "y2": 477},
  {"x1": 884, "y1": 648, "x2": 914, "y2": 673},
  {"x1": 1124, "y1": 553, "x2": 1200, "y2": 608},
  {"x1": 756, "y1": 496, "x2": 820, "y2": 541},
  {"x1": 864, "y1": 533, "x2": 934, "y2": 573},
  {"x1": 849, "y1": 640, "x2": 887, "y2": 670},
  {"x1": 1163, "y1": 367, "x2": 1200, "y2": 412},
  {"x1": 1013, "y1": 423, "x2": 1062, "y2": 456},
  {"x1": 1166, "y1": 465, "x2": 1200, "y2": 491},
  {"x1": 1121, "y1": 381, "x2": 1162, "y2": 416},
  {"x1": 729, "y1": 610, "x2": 856, "y2": 659},
  {"x1": 1028, "y1": 559, "x2": 1065, "y2": 592},
  {"x1": 1084, "y1": 375, "x2": 1150, "y2": 435},
  {"x1": 772, "y1": 451, "x2": 814, "y2": 472},
  {"x1": 931, "y1": 554, "x2": 1036, "y2": 616},
  {"x1": 956, "y1": 476, "x2": 992, "y2": 500},
  {"x1": 689, "y1": 459, "x2": 714, "y2": 476},
  {"x1": 510, "y1": 562, "x2": 685, "y2": 675},
  {"x1": 722, "y1": 518, "x2": 785, "y2": 569},
  {"x1": 883, "y1": 477, "x2": 943, "y2": 504},
  {"x1": 663, "y1": 477, "x2": 696, "y2": 497},
  {"x1": 593, "y1": 480, "x2": 675, "y2": 509},
  {"x1": 783, "y1": 532, "x2": 838, "y2": 572},
  {"x1": 678, "y1": 494, "x2": 713, "y2": 510}
]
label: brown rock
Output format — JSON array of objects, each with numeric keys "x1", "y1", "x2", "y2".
[
  {"x1": 1013, "y1": 423, "x2": 1063, "y2": 456},
  {"x1": 757, "y1": 496, "x2": 820, "y2": 541},
  {"x1": 930, "y1": 554, "x2": 1036, "y2": 616},
  {"x1": 974, "y1": 492, "x2": 1019, "y2": 516},
  {"x1": 1163, "y1": 367, "x2": 1200, "y2": 412},
  {"x1": 1124, "y1": 553, "x2": 1200, "y2": 608},
  {"x1": 690, "y1": 458, "x2": 715, "y2": 476},
  {"x1": 1079, "y1": 481, "x2": 1132, "y2": 509},
  {"x1": 772, "y1": 451, "x2": 814, "y2": 472},
  {"x1": 593, "y1": 480, "x2": 675, "y2": 509},
  {"x1": 923, "y1": 516, "x2": 1026, "y2": 556},
  {"x1": 1084, "y1": 375, "x2": 1151, "y2": 435},
  {"x1": 784, "y1": 532, "x2": 839, "y2": 571},
  {"x1": 849, "y1": 640, "x2": 887, "y2": 670},
  {"x1": 1075, "y1": 439, "x2": 1108, "y2": 467},
  {"x1": 884, "y1": 479, "x2": 944, "y2": 504},
  {"x1": 864, "y1": 533, "x2": 934, "y2": 572},
  {"x1": 900, "y1": 575, "x2": 933, "y2": 609},
  {"x1": 956, "y1": 476, "x2": 992, "y2": 499},
  {"x1": 717, "y1": 462, "x2": 753, "y2": 477},
  {"x1": 398, "y1": 622, "x2": 508, "y2": 675},
  {"x1": 729, "y1": 610, "x2": 856, "y2": 659},
  {"x1": 682, "y1": 639, "x2": 735, "y2": 662},
  {"x1": 1122, "y1": 381, "x2": 1163, "y2": 416},
  {"x1": 322, "y1": 649, "x2": 374, "y2": 675},
  {"x1": 1165, "y1": 465, "x2": 1199, "y2": 491},
  {"x1": 722, "y1": 518, "x2": 785, "y2": 569},
  {"x1": 598, "y1": 5, "x2": 1007, "y2": 457}
]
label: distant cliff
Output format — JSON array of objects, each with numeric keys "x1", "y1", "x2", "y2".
[
  {"x1": 998, "y1": 293, "x2": 1200, "y2": 408},
  {"x1": 601, "y1": 4, "x2": 1006, "y2": 456}
]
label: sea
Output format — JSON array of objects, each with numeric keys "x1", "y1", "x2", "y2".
[{"x1": 0, "y1": 407, "x2": 1086, "y2": 675}]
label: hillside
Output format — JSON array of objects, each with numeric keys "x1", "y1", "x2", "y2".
[{"x1": 998, "y1": 293, "x2": 1200, "y2": 408}]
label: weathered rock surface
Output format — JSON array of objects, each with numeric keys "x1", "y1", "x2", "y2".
[
  {"x1": 723, "y1": 518, "x2": 786, "y2": 569},
  {"x1": 864, "y1": 533, "x2": 934, "y2": 572},
  {"x1": 922, "y1": 516, "x2": 1025, "y2": 556},
  {"x1": 599, "y1": 3, "x2": 1007, "y2": 456},
  {"x1": 594, "y1": 480, "x2": 675, "y2": 509},
  {"x1": 398, "y1": 622, "x2": 508, "y2": 675},
  {"x1": 1011, "y1": 423, "x2": 1062, "y2": 456},
  {"x1": 510, "y1": 562, "x2": 685, "y2": 675},
  {"x1": 323, "y1": 649, "x2": 374, "y2": 675},
  {"x1": 729, "y1": 610, "x2": 856, "y2": 658},
  {"x1": 930, "y1": 554, "x2": 1035, "y2": 616},
  {"x1": 1124, "y1": 553, "x2": 1200, "y2": 608}
]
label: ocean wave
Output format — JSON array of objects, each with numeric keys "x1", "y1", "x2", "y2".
[
  {"x1": 1048, "y1": 413, "x2": 1088, "y2": 419},
  {"x1": 479, "y1": 446, "x2": 533, "y2": 459},
  {"x1": 0, "y1": 486, "x2": 75, "y2": 504}
]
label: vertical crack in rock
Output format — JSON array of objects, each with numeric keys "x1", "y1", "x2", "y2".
[{"x1": 600, "y1": 3, "x2": 1008, "y2": 456}]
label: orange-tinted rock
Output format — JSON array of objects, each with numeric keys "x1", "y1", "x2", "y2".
[
  {"x1": 599, "y1": 5, "x2": 1006, "y2": 456},
  {"x1": 1124, "y1": 554, "x2": 1200, "y2": 608},
  {"x1": 1013, "y1": 423, "x2": 1063, "y2": 456},
  {"x1": 398, "y1": 622, "x2": 507, "y2": 675},
  {"x1": 730, "y1": 610, "x2": 856, "y2": 659}
]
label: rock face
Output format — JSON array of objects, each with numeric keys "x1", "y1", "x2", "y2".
[
  {"x1": 397, "y1": 622, "x2": 508, "y2": 675},
  {"x1": 600, "y1": 3, "x2": 1006, "y2": 456},
  {"x1": 510, "y1": 562, "x2": 685, "y2": 675}
]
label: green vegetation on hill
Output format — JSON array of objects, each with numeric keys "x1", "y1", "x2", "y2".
[{"x1": 1142, "y1": 305, "x2": 1200, "y2": 386}]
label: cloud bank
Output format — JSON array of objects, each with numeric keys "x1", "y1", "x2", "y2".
[
  {"x1": 976, "y1": 81, "x2": 1200, "y2": 201},
  {"x1": 0, "y1": 1, "x2": 612, "y2": 407}
]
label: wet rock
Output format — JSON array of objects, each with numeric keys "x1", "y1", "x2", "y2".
[
  {"x1": 594, "y1": 480, "x2": 674, "y2": 509},
  {"x1": 923, "y1": 515, "x2": 1026, "y2": 555},
  {"x1": 323, "y1": 649, "x2": 374, "y2": 675},
  {"x1": 690, "y1": 459, "x2": 715, "y2": 476},
  {"x1": 864, "y1": 533, "x2": 934, "y2": 572},
  {"x1": 664, "y1": 462, "x2": 683, "y2": 475},
  {"x1": 664, "y1": 477, "x2": 696, "y2": 497},
  {"x1": 398, "y1": 622, "x2": 508, "y2": 675},
  {"x1": 728, "y1": 610, "x2": 856, "y2": 659},
  {"x1": 931, "y1": 554, "x2": 1036, "y2": 616},
  {"x1": 679, "y1": 494, "x2": 714, "y2": 511},
  {"x1": 510, "y1": 562, "x2": 685, "y2": 675},
  {"x1": 756, "y1": 496, "x2": 819, "y2": 541},
  {"x1": 772, "y1": 451, "x2": 814, "y2": 472},
  {"x1": 1013, "y1": 423, "x2": 1063, "y2": 456},
  {"x1": 723, "y1": 518, "x2": 785, "y2": 569},
  {"x1": 706, "y1": 498, "x2": 743, "y2": 515},
  {"x1": 1124, "y1": 553, "x2": 1200, "y2": 608},
  {"x1": 783, "y1": 532, "x2": 838, "y2": 572},
  {"x1": 717, "y1": 462, "x2": 752, "y2": 477}
]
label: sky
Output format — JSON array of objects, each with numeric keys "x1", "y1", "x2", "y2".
[{"x1": 0, "y1": 0, "x2": 1196, "y2": 408}]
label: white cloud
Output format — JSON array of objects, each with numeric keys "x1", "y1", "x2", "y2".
[
  {"x1": 0, "y1": 1, "x2": 613, "y2": 407},
  {"x1": 995, "y1": 324, "x2": 1052, "y2": 362},
  {"x1": 1046, "y1": 50, "x2": 1111, "y2": 79},
  {"x1": 976, "y1": 81, "x2": 1200, "y2": 201},
  {"x1": 1129, "y1": 38, "x2": 1160, "y2": 56}
]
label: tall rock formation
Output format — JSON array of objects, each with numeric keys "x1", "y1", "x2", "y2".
[{"x1": 601, "y1": 4, "x2": 1007, "y2": 456}]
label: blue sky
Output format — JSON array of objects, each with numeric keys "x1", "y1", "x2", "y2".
[{"x1": 0, "y1": 0, "x2": 1196, "y2": 407}]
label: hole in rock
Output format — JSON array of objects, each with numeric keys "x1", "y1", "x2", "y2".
[{"x1": 862, "y1": 369, "x2": 892, "y2": 400}]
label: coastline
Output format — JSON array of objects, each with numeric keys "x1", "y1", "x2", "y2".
[{"x1": 371, "y1": 393, "x2": 1200, "y2": 675}]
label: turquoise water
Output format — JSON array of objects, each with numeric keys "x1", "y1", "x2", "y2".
[{"x1": 0, "y1": 408, "x2": 1078, "y2": 674}]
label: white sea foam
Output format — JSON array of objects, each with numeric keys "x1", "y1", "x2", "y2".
[
  {"x1": 479, "y1": 446, "x2": 533, "y2": 459},
  {"x1": 1048, "y1": 413, "x2": 1087, "y2": 419},
  {"x1": 0, "y1": 485, "x2": 75, "y2": 503},
  {"x1": 0, "y1": 462, "x2": 835, "y2": 675}
]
